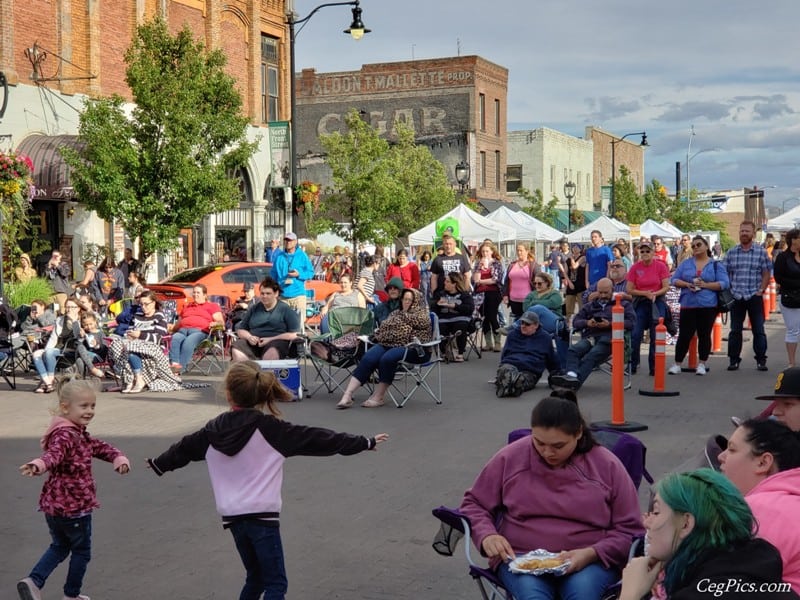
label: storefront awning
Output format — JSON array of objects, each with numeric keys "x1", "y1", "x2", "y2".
[{"x1": 16, "y1": 134, "x2": 84, "y2": 200}]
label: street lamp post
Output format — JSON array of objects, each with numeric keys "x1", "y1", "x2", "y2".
[
  {"x1": 609, "y1": 131, "x2": 648, "y2": 218},
  {"x1": 287, "y1": 0, "x2": 370, "y2": 231},
  {"x1": 455, "y1": 160, "x2": 470, "y2": 197},
  {"x1": 564, "y1": 180, "x2": 576, "y2": 234},
  {"x1": 685, "y1": 147, "x2": 720, "y2": 200}
]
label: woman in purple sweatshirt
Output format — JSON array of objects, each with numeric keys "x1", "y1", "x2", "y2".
[{"x1": 460, "y1": 396, "x2": 644, "y2": 600}]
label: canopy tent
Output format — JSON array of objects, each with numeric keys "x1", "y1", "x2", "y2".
[
  {"x1": 486, "y1": 205, "x2": 564, "y2": 242},
  {"x1": 640, "y1": 219, "x2": 678, "y2": 239},
  {"x1": 408, "y1": 204, "x2": 517, "y2": 246},
  {"x1": 766, "y1": 204, "x2": 800, "y2": 232},
  {"x1": 659, "y1": 221, "x2": 685, "y2": 238},
  {"x1": 566, "y1": 215, "x2": 630, "y2": 243}
]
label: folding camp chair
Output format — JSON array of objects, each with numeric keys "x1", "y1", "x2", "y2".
[
  {"x1": 305, "y1": 306, "x2": 374, "y2": 397},
  {"x1": 185, "y1": 324, "x2": 229, "y2": 375},
  {"x1": 432, "y1": 426, "x2": 650, "y2": 600},
  {"x1": 463, "y1": 294, "x2": 485, "y2": 361},
  {"x1": 386, "y1": 312, "x2": 444, "y2": 408},
  {"x1": 563, "y1": 327, "x2": 632, "y2": 390},
  {"x1": 0, "y1": 300, "x2": 19, "y2": 389}
]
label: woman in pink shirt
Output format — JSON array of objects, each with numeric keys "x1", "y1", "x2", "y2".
[
  {"x1": 626, "y1": 240, "x2": 670, "y2": 375},
  {"x1": 503, "y1": 244, "x2": 538, "y2": 321}
]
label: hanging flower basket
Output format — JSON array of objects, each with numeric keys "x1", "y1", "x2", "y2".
[
  {"x1": 0, "y1": 151, "x2": 35, "y2": 202},
  {"x1": 295, "y1": 180, "x2": 320, "y2": 216}
]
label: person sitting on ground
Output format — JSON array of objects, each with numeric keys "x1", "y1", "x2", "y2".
[
  {"x1": 168, "y1": 284, "x2": 225, "y2": 374},
  {"x1": 494, "y1": 310, "x2": 560, "y2": 398},
  {"x1": 461, "y1": 396, "x2": 644, "y2": 600},
  {"x1": 551, "y1": 278, "x2": 636, "y2": 391},
  {"x1": 619, "y1": 468, "x2": 798, "y2": 600},
  {"x1": 432, "y1": 272, "x2": 474, "y2": 362},
  {"x1": 719, "y1": 418, "x2": 800, "y2": 593},
  {"x1": 337, "y1": 288, "x2": 432, "y2": 409},
  {"x1": 373, "y1": 277, "x2": 404, "y2": 325},
  {"x1": 75, "y1": 311, "x2": 110, "y2": 379},
  {"x1": 14, "y1": 253, "x2": 37, "y2": 283},
  {"x1": 231, "y1": 277, "x2": 301, "y2": 362}
]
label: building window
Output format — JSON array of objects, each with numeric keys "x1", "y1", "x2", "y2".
[
  {"x1": 494, "y1": 99, "x2": 500, "y2": 135},
  {"x1": 479, "y1": 94, "x2": 486, "y2": 132},
  {"x1": 506, "y1": 164, "x2": 522, "y2": 193},
  {"x1": 261, "y1": 35, "x2": 279, "y2": 123},
  {"x1": 495, "y1": 151, "x2": 501, "y2": 191},
  {"x1": 480, "y1": 151, "x2": 486, "y2": 188}
]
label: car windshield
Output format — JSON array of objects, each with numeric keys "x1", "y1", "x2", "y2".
[{"x1": 163, "y1": 265, "x2": 222, "y2": 283}]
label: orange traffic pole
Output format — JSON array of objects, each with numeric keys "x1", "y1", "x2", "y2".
[
  {"x1": 763, "y1": 287, "x2": 771, "y2": 321},
  {"x1": 770, "y1": 277, "x2": 777, "y2": 312},
  {"x1": 640, "y1": 317, "x2": 679, "y2": 398},
  {"x1": 686, "y1": 335, "x2": 699, "y2": 371},
  {"x1": 712, "y1": 312, "x2": 723, "y2": 353},
  {"x1": 610, "y1": 295, "x2": 625, "y2": 425},
  {"x1": 593, "y1": 296, "x2": 648, "y2": 431}
]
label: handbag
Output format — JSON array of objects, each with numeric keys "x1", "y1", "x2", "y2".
[
  {"x1": 781, "y1": 288, "x2": 800, "y2": 309},
  {"x1": 713, "y1": 262, "x2": 735, "y2": 313}
]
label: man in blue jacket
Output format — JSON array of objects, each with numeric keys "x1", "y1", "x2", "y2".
[
  {"x1": 270, "y1": 232, "x2": 314, "y2": 330},
  {"x1": 551, "y1": 278, "x2": 636, "y2": 390},
  {"x1": 495, "y1": 310, "x2": 560, "y2": 398}
]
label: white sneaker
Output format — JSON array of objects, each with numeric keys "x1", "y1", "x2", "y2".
[
  {"x1": 695, "y1": 363, "x2": 707, "y2": 376},
  {"x1": 668, "y1": 364, "x2": 682, "y2": 375}
]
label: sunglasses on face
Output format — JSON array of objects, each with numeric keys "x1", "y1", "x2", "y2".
[
  {"x1": 639, "y1": 248, "x2": 652, "y2": 253},
  {"x1": 610, "y1": 264, "x2": 624, "y2": 268},
  {"x1": 691, "y1": 243, "x2": 704, "y2": 249}
]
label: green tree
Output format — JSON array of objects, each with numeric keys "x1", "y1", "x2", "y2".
[
  {"x1": 517, "y1": 187, "x2": 558, "y2": 226},
  {"x1": 645, "y1": 178, "x2": 734, "y2": 248},
  {"x1": 62, "y1": 17, "x2": 256, "y2": 268},
  {"x1": 310, "y1": 109, "x2": 457, "y2": 247},
  {"x1": 611, "y1": 165, "x2": 658, "y2": 223}
]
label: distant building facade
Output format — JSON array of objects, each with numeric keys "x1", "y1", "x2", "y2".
[
  {"x1": 1, "y1": 0, "x2": 290, "y2": 278},
  {"x1": 294, "y1": 55, "x2": 509, "y2": 228},
  {"x1": 585, "y1": 126, "x2": 646, "y2": 213},
  {"x1": 506, "y1": 127, "x2": 594, "y2": 214}
]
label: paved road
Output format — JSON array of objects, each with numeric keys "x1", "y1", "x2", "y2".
[{"x1": 0, "y1": 315, "x2": 787, "y2": 599}]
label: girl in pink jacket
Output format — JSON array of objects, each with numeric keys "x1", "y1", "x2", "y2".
[{"x1": 17, "y1": 377, "x2": 130, "y2": 600}]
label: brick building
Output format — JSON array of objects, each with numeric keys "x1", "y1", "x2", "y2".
[
  {"x1": 585, "y1": 126, "x2": 646, "y2": 214},
  {"x1": 0, "y1": 0, "x2": 290, "y2": 278},
  {"x1": 295, "y1": 55, "x2": 509, "y2": 223}
]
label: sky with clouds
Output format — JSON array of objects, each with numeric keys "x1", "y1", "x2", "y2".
[{"x1": 293, "y1": 0, "x2": 800, "y2": 210}]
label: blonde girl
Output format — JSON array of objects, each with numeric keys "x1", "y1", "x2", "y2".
[
  {"x1": 18, "y1": 376, "x2": 130, "y2": 600},
  {"x1": 147, "y1": 361, "x2": 388, "y2": 599}
]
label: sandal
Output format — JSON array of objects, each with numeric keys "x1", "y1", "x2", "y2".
[
  {"x1": 34, "y1": 382, "x2": 49, "y2": 393},
  {"x1": 453, "y1": 354, "x2": 465, "y2": 362},
  {"x1": 361, "y1": 397, "x2": 385, "y2": 408}
]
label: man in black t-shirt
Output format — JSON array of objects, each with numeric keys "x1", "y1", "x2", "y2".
[{"x1": 430, "y1": 234, "x2": 471, "y2": 293}]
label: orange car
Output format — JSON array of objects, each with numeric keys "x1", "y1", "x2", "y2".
[{"x1": 148, "y1": 262, "x2": 273, "y2": 314}]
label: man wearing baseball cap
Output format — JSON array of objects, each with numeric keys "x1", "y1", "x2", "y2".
[
  {"x1": 495, "y1": 309, "x2": 560, "y2": 398},
  {"x1": 755, "y1": 367, "x2": 800, "y2": 431},
  {"x1": 270, "y1": 232, "x2": 314, "y2": 330}
]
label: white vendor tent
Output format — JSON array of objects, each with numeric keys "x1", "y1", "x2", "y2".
[
  {"x1": 567, "y1": 215, "x2": 630, "y2": 244},
  {"x1": 659, "y1": 221, "x2": 685, "y2": 238},
  {"x1": 767, "y1": 204, "x2": 800, "y2": 232},
  {"x1": 640, "y1": 219, "x2": 678, "y2": 239},
  {"x1": 486, "y1": 205, "x2": 564, "y2": 241},
  {"x1": 408, "y1": 204, "x2": 517, "y2": 245}
]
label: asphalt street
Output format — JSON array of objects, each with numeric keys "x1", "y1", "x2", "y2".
[{"x1": 0, "y1": 315, "x2": 787, "y2": 599}]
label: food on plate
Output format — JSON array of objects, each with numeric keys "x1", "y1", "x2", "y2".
[{"x1": 515, "y1": 557, "x2": 565, "y2": 571}]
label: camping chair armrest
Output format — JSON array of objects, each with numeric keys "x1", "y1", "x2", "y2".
[{"x1": 431, "y1": 506, "x2": 484, "y2": 568}]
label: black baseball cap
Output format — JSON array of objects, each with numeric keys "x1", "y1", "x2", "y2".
[{"x1": 755, "y1": 367, "x2": 800, "y2": 400}]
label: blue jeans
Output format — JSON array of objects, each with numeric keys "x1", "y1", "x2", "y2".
[
  {"x1": 168, "y1": 328, "x2": 206, "y2": 368},
  {"x1": 33, "y1": 347, "x2": 63, "y2": 378},
  {"x1": 128, "y1": 353, "x2": 143, "y2": 373},
  {"x1": 498, "y1": 560, "x2": 618, "y2": 600},
  {"x1": 631, "y1": 297, "x2": 667, "y2": 372},
  {"x1": 229, "y1": 521, "x2": 287, "y2": 600},
  {"x1": 352, "y1": 344, "x2": 430, "y2": 384},
  {"x1": 728, "y1": 295, "x2": 767, "y2": 363},
  {"x1": 566, "y1": 336, "x2": 612, "y2": 385},
  {"x1": 29, "y1": 514, "x2": 92, "y2": 598}
]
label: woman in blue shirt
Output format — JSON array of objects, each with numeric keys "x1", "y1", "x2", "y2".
[{"x1": 668, "y1": 235, "x2": 730, "y2": 376}]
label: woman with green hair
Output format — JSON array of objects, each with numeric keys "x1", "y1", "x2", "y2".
[{"x1": 620, "y1": 468, "x2": 798, "y2": 599}]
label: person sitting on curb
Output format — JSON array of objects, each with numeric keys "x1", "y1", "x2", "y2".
[
  {"x1": 495, "y1": 310, "x2": 560, "y2": 398},
  {"x1": 551, "y1": 278, "x2": 636, "y2": 391},
  {"x1": 373, "y1": 277, "x2": 404, "y2": 325}
]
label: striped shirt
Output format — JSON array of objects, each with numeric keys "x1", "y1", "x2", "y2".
[
  {"x1": 722, "y1": 244, "x2": 772, "y2": 300},
  {"x1": 132, "y1": 311, "x2": 169, "y2": 344}
]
